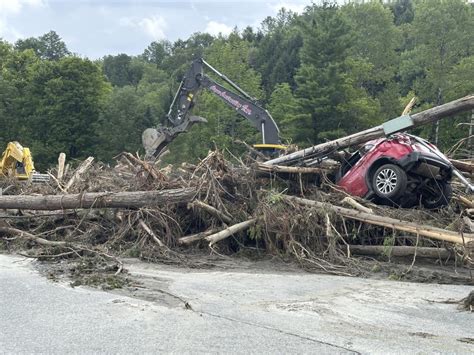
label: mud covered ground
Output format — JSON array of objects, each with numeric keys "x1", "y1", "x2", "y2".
[
  {"x1": 33, "y1": 250, "x2": 474, "y2": 298},
  {"x1": 3, "y1": 253, "x2": 472, "y2": 354}
]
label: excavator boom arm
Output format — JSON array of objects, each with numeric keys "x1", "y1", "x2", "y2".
[{"x1": 142, "y1": 58, "x2": 281, "y2": 159}]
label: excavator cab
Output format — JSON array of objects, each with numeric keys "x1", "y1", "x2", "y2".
[{"x1": 0, "y1": 142, "x2": 49, "y2": 182}]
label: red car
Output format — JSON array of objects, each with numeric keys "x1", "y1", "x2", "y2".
[{"x1": 337, "y1": 133, "x2": 453, "y2": 208}]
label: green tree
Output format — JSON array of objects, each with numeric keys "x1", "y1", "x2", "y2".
[
  {"x1": 410, "y1": 0, "x2": 473, "y2": 103},
  {"x1": 342, "y1": 2, "x2": 402, "y2": 118},
  {"x1": 102, "y1": 54, "x2": 147, "y2": 88},
  {"x1": 268, "y1": 83, "x2": 302, "y2": 142},
  {"x1": 402, "y1": 0, "x2": 474, "y2": 145},
  {"x1": 388, "y1": 0, "x2": 414, "y2": 26},
  {"x1": 26, "y1": 57, "x2": 110, "y2": 165},
  {"x1": 0, "y1": 48, "x2": 40, "y2": 148},
  {"x1": 295, "y1": 3, "x2": 380, "y2": 144},
  {"x1": 95, "y1": 63, "x2": 171, "y2": 161},
  {"x1": 142, "y1": 40, "x2": 172, "y2": 67},
  {"x1": 253, "y1": 9, "x2": 303, "y2": 96},
  {"x1": 15, "y1": 31, "x2": 70, "y2": 60}
]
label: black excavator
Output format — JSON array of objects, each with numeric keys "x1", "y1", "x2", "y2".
[{"x1": 142, "y1": 58, "x2": 285, "y2": 159}]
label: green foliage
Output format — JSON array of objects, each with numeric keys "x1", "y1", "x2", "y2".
[
  {"x1": 15, "y1": 31, "x2": 70, "y2": 60},
  {"x1": 388, "y1": 0, "x2": 414, "y2": 26},
  {"x1": 95, "y1": 64, "x2": 170, "y2": 161},
  {"x1": 268, "y1": 83, "x2": 302, "y2": 142},
  {"x1": 253, "y1": 9, "x2": 303, "y2": 96},
  {"x1": 409, "y1": 0, "x2": 473, "y2": 103},
  {"x1": 1, "y1": 2, "x2": 473, "y2": 169},
  {"x1": 295, "y1": 4, "x2": 381, "y2": 144},
  {"x1": 142, "y1": 40, "x2": 172, "y2": 67},
  {"x1": 26, "y1": 57, "x2": 111, "y2": 166},
  {"x1": 400, "y1": 0, "x2": 474, "y2": 146},
  {"x1": 342, "y1": 2, "x2": 402, "y2": 119},
  {"x1": 102, "y1": 54, "x2": 144, "y2": 87}
]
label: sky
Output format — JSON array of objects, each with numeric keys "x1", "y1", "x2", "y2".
[{"x1": 0, "y1": 0, "x2": 314, "y2": 58}]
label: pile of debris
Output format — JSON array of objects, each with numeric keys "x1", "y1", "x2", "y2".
[
  {"x1": 0, "y1": 146, "x2": 472, "y2": 286},
  {"x1": 0, "y1": 95, "x2": 473, "y2": 287}
]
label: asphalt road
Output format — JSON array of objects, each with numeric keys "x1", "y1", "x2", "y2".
[{"x1": 0, "y1": 254, "x2": 473, "y2": 354}]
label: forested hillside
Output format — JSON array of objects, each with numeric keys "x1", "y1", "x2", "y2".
[{"x1": 1, "y1": 0, "x2": 473, "y2": 169}]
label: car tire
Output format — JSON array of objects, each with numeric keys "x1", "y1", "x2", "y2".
[
  {"x1": 371, "y1": 164, "x2": 407, "y2": 200},
  {"x1": 421, "y1": 181, "x2": 452, "y2": 209}
]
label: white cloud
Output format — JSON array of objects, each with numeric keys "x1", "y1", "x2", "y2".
[
  {"x1": 0, "y1": 0, "x2": 45, "y2": 40},
  {"x1": 204, "y1": 21, "x2": 233, "y2": 36},
  {"x1": 139, "y1": 15, "x2": 167, "y2": 39},
  {"x1": 0, "y1": 0, "x2": 22, "y2": 14},
  {"x1": 269, "y1": 1, "x2": 306, "y2": 14},
  {"x1": 0, "y1": 19, "x2": 23, "y2": 41},
  {"x1": 120, "y1": 15, "x2": 167, "y2": 40},
  {"x1": 0, "y1": 0, "x2": 45, "y2": 15}
]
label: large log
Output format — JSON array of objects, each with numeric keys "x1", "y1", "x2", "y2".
[
  {"x1": 0, "y1": 188, "x2": 196, "y2": 210},
  {"x1": 349, "y1": 245, "x2": 451, "y2": 259},
  {"x1": 255, "y1": 162, "x2": 333, "y2": 175},
  {"x1": 283, "y1": 195, "x2": 474, "y2": 245},
  {"x1": 450, "y1": 159, "x2": 474, "y2": 174},
  {"x1": 266, "y1": 95, "x2": 474, "y2": 166}
]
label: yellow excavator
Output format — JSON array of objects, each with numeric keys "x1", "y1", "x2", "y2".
[{"x1": 0, "y1": 141, "x2": 49, "y2": 182}]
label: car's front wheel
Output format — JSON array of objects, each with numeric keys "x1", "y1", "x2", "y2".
[{"x1": 371, "y1": 164, "x2": 407, "y2": 200}]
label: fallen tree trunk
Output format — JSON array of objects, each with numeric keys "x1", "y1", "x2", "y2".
[
  {"x1": 57, "y1": 153, "x2": 66, "y2": 181},
  {"x1": 349, "y1": 245, "x2": 451, "y2": 259},
  {"x1": 0, "y1": 188, "x2": 196, "y2": 210},
  {"x1": 255, "y1": 162, "x2": 333, "y2": 175},
  {"x1": 450, "y1": 159, "x2": 474, "y2": 174},
  {"x1": 0, "y1": 226, "x2": 68, "y2": 247},
  {"x1": 283, "y1": 195, "x2": 474, "y2": 245},
  {"x1": 178, "y1": 228, "x2": 219, "y2": 245},
  {"x1": 64, "y1": 157, "x2": 94, "y2": 192},
  {"x1": 188, "y1": 200, "x2": 232, "y2": 224},
  {"x1": 205, "y1": 218, "x2": 257, "y2": 246},
  {"x1": 342, "y1": 196, "x2": 374, "y2": 214},
  {"x1": 454, "y1": 194, "x2": 474, "y2": 208},
  {"x1": 266, "y1": 95, "x2": 474, "y2": 166},
  {"x1": 138, "y1": 219, "x2": 165, "y2": 247}
]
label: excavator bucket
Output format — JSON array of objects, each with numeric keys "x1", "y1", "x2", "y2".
[
  {"x1": 142, "y1": 115, "x2": 207, "y2": 160},
  {"x1": 142, "y1": 127, "x2": 167, "y2": 159}
]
